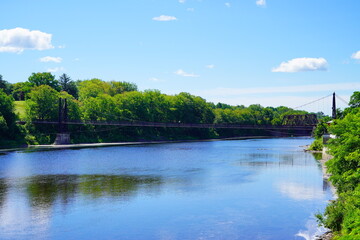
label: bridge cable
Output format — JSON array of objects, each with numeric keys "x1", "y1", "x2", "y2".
[
  {"x1": 293, "y1": 93, "x2": 333, "y2": 110},
  {"x1": 335, "y1": 94, "x2": 349, "y2": 106}
]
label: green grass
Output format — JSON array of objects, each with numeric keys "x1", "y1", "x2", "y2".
[{"x1": 14, "y1": 101, "x2": 26, "y2": 120}]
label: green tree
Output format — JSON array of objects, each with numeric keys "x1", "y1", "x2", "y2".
[
  {"x1": 0, "y1": 75, "x2": 12, "y2": 95},
  {"x1": 28, "y1": 72, "x2": 60, "y2": 91},
  {"x1": 312, "y1": 118, "x2": 331, "y2": 139},
  {"x1": 317, "y1": 106, "x2": 360, "y2": 239},
  {"x1": 78, "y1": 79, "x2": 111, "y2": 100},
  {"x1": 81, "y1": 94, "x2": 117, "y2": 121},
  {"x1": 109, "y1": 81, "x2": 138, "y2": 96},
  {"x1": 349, "y1": 91, "x2": 360, "y2": 108},
  {"x1": 143, "y1": 90, "x2": 170, "y2": 122},
  {"x1": 58, "y1": 74, "x2": 79, "y2": 99},
  {"x1": 11, "y1": 82, "x2": 33, "y2": 100},
  {"x1": 215, "y1": 102, "x2": 233, "y2": 109},
  {"x1": 26, "y1": 85, "x2": 59, "y2": 120},
  {"x1": 114, "y1": 91, "x2": 148, "y2": 121},
  {"x1": 59, "y1": 91, "x2": 81, "y2": 121},
  {"x1": 327, "y1": 111, "x2": 360, "y2": 192},
  {"x1": 0, "y1": 89, "x2": 17, "y2": 138},
  {"x1": 171, "y1": 92, "x2": 215, "y2": 124}
]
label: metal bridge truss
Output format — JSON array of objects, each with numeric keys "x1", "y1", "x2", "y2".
[{"x1": 18, "y1": 120, "x2": 315, "y2": 131}]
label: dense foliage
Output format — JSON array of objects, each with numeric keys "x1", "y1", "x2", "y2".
[
  {"x1": 1, "y1": 72, "x2": 316, "y2": 146},
  {"x1": 0, "y1": 89, "x2": 24, "y2": 146},
  {"x1": 316, "y1": 92, "x2": 360, "y2": 240}
]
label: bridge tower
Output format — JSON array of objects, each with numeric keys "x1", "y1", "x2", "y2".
[
  {"x1": 53, "y1": 98, "x2": 70, "y2": 145},
  {"x1": 332, "y1": 92, "x2": 336, "y2": 119}
]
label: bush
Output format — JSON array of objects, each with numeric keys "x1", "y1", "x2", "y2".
[{"x1": 309, "y1": 138, "x2": 323, "y2": 151}]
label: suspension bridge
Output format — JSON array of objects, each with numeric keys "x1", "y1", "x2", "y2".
[{"x1": 18, "y1": 92, "x2": 348, "y2": 144}]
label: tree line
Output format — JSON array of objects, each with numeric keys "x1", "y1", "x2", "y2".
[
  {"x1": 1, "y1": 72, "x2": 317, "y2": 146},
  {"x1": 313, "y1": 91, "x2": 360, "y2": 239}
]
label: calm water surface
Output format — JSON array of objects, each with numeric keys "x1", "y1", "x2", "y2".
[{"x1": 0, "y1": 138, "x2": 332, "y2": 240}]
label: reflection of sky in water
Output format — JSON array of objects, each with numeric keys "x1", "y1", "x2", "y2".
[
  {"x1": 296, "y1": 218, "x2": 329, "y2": 240},
  {"x1": 277, "y1": 182, "x2": 325, "y2": 201},
  {"x1": 0, "y1": 138, "x2": 333, "y2": 240},
  {"x1": 0, "y1": 185, "x2": 51, "y2": 240}
]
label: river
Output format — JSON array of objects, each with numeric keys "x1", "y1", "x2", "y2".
[{"x1": 0, "y1": 138, "x2": 332, "y2": 240}]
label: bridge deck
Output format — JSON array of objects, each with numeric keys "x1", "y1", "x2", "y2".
[{"x1": 17, "y1": 120, "x2": 315, "y2": 131}]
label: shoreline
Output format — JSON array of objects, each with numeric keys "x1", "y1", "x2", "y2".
[
  {"x1": 306, "y1": 146, "x2": 336, "y2": 240},
  {"x1": 0, "y1": 136, "x2": 275, "y2": 153}
]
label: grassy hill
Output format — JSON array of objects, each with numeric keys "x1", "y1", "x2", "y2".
[{"x1": 14, "y1": 101, "x2": 26, "y2": 120}]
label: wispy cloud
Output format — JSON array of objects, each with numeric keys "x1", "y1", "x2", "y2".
[
  {"x1": 199, "y1": 95, "x2": 350, "y2": 115},
  {"x1": 272, "y1": 57, "x2": 328, "y2": 72},
  {"x1": 39, "y1": 56, "x2": 62, "y2": 63},
  {"x1": 149, "y1": 77, "x2": 164, "y2": 82},
  {"x1": 179, "y1": 0, "x2": 186, "y2": 3},
  {"x1": 152, "y1": 15, "x2": 177, "y2": 21},
  {"x1": 47, "y1": 67, "x2": 64, "y2": 73},
  {"x1": 187, "y1": 8, "x2": 195, "y2": 12},
  {"x1": 225, "y1": 3, "x2": 231, "y2": 7},
  {"x1": 256, "y1": 0, "x2": 266, "y2": 7},
  {"x1": 0, "y1": 27, "x2": 54, "y2": 53},
  {"x1": 174, "y1": 69, "x2": 199, "y2": 77},
  {"x1": 351, "y1": 51, "x2": 360, "y2": 60},
  {"x1": 206, "y1": 64, "x2": 215, "y2": 69}
]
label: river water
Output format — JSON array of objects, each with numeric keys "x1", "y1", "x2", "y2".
[{"x1": 0, "y1": 138, "x2": 332, "y2": 240}]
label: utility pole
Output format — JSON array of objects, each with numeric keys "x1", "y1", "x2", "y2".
[{"x1": 332, "y1": 92, "x2": 336, "y2": 119}]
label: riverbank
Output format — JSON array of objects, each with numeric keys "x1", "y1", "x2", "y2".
[
  {"x1": 310, "y1": 146, "x2": 335, "y2": 240},
  {"x1": 0, "y1": 136, "x2": 273, "y2": 153}
]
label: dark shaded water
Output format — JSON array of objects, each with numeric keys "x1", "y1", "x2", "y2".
[{"x1": 0, "y1": 138, "x2": 332, "y2": 240}]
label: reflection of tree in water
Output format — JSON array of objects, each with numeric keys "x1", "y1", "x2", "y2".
[
  {"x1": 26, "y1": 175, "x2": 162, "y2": 209},
  {"x1": 311, "y1": 153, "x2": 323, "y2": 161},
  {"x1": 236, "y1": 152, "x2": 316, "y2": 167},
  {"x1": 78, "y1": 175, "x2": 162, "y2": 198},
  {"x1": 27, "y1": 175, "x2": 79, "y2": 209},
  {"x1": 0, "y1": 178, "x2": 8, "y2": 209}
]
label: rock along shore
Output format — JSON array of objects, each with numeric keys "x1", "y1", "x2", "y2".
[{"x1": 305, "y1": 146, "x2": 336, "y2": 240}]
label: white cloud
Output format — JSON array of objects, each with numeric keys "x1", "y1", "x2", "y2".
[
  {"x1": 225, "y1": 2, "x2": 231, "y2": 7},
  {"x1": 179, "y1": 0, "x2": 186, "y2": 3},
  {"x1": 351, "y1": 51, "x2": 360, "y2": 60},
  {"x1": 256, "y1": 0, "x2": 266, "y2": 6},
  {"x1": 272, "y1": 57, "x2": 328, "y2": 72},
  {"x1": 174, "y1": 69, "x2": 199, "y2": 77},
  {"x1": 152, "y1": 15, "x2": 177, "y2": 21},
  {"x1": 0, "y1": 27, "x2": 54, "y2": 53},
  {"x1": 47, "y1": 67, "x2": 64, "y2": 73},
  {"x1": 39, "y1": 56, "x2": 62, "y2": 63},
  {"x1": 206, "y1": 64, "x2": 215, "y2": 69},
  {"x1": 187, "y1": 8, "x2": 195, "y2": 12}
]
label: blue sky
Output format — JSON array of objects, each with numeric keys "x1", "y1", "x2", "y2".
[{"x1": 1, "y1": 0, "x2": 359, "y2": 114}]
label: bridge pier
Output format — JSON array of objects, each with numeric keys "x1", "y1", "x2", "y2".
[
  {"x1": 54, "y1": 98, "x2": 70, "y2": 145},
  {"x1": 54, "y1": 133, "x2": 71, "y2": 145}
]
